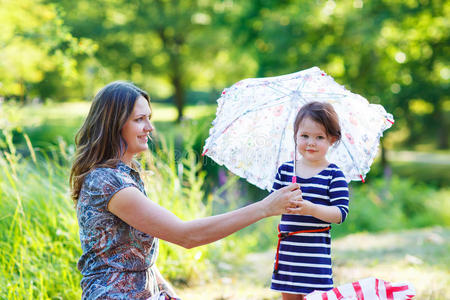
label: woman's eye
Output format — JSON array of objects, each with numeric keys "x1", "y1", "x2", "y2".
[{"x1": 301, "y1": 134, "x2": 308, "y2": 138}]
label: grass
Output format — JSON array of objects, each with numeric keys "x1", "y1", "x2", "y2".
[
  {"x1": 390, "y1": 161, "x2": 450, "y2": 188},
  {"x1": 1, "y1": 101, "x2": 449, "y2": 298},
  {"x1": 4, "y1": 101, "x2": 217, "y2": 159},
  {"x1": 12, "y1": 100, "x2": 216, "y2": 126},
  {"x1": 0, "y1": 133, "x2": 81, "y2": 299},
  {"x1": 0, "y1": 127, "x2": 271, "y2": 297},
  {"x1": 178, "y1": 227, "x2": 450, "y2": 300}
]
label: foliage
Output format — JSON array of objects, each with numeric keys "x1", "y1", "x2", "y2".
[
  {"x1": 52, "y1": 0, "x2": 253, "y2": 121},
  {"x1": 0, "y1": 0, "x2": 96, "y2": 101},
  {"x1": 333, "y1": 176, "x2": 450, "y2": 238},
  {"x1": 232, "y1": 0, "x2": 450, "y2": 148},
  {"x1": 1, "y1": 0, "x2": 448, "y2": 148}
]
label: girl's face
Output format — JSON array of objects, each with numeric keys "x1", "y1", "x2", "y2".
[
  {"x1": 296, "y1": 117, "x2": 336, "y2": 164},
  {"x1": 121, "y1": 96, "x2": 153, "y2": 164}
]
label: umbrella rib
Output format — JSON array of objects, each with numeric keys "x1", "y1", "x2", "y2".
[
  {"x1": 273, "y1": 82, "x2": 307, "y2": 176},
  {"x1": 269, "y1": 79, "x2": 349, "y2": 99},
  {"x1": 340, "y1": 137, "x2": 363, "y2": 177},
  {"x1": 266, "y1": 83, "x2": 297, "y2": 97},
  {"x1": 209, "y1": 94, "x2": 293, "y2": 141},
  {"x1": 206, "y1": 80, "x2": 307, "y2": 154}
]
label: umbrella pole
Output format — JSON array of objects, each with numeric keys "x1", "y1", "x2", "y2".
[{"x1": 292, "y1": 143, "x2": 297, "y2": 184}]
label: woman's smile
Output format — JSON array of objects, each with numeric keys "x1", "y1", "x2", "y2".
[{"x1": 138, "y1": 134, "x2": 148, "y2": 143}]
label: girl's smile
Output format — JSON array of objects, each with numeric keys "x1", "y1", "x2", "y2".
[{"x1": 296, "y1": 117, "x2": 336, "y2": 166}]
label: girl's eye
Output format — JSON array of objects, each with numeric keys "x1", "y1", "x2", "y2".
[
  {"x1": 301, "y1": 134, "x2": 308, "y2": 138},
  {"x1": 317, "y1": 136, "x2": 325, "y2": 140}
]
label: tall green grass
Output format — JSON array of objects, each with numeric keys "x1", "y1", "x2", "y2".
[
  {"x1": 0, "y1": 127, "x2": 264, "y2": 297},
  {"x1": 0, "y1": 130, "x2": 81, "y2": 298}
]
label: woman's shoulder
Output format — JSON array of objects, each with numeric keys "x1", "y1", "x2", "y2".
[
  {"x1": 83, "y1": 165, "x2": 135, "y2": 191},
  {"x1": 86, "y1": 166, "x2": 118, "y2": 181}
]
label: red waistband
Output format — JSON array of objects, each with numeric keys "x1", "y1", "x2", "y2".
[{"x1": 273, "y1": 224, "x2": 331, "y2": 273}]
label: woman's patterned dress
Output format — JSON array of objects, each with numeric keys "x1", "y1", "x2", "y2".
[{"x1": 77, "y1": 161, "x2": 159, "y2": 299}]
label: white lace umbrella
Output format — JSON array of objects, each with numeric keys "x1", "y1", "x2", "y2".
[{"x1": 203, "y1": 67, "x2": 394, "y2": 190}]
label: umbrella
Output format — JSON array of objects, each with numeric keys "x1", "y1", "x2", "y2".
[{"x1": 202, "y1": 67, "x2": 394, "y2": 190}]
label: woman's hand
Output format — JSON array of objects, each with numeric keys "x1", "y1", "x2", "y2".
[{"x1": 261, "y1": 184, "x2": 303, "y2": 217}]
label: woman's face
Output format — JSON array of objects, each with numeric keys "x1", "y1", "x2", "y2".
[{"x1": 121, "y1": 96, "x2": 153, "y2": 164}]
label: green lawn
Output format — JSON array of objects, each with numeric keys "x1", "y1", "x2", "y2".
[
  {"x1": 178, "y1": 227, "x2": 450, "y2": 300},
  {"x1": 15, "y1": 101, "x2": 216, "y2": 125}
]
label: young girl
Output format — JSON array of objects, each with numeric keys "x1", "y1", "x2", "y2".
[{"x1": 270, "y1": 101, "x2": 350, "y2": 299}]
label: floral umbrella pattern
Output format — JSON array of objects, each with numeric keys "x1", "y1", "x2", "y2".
[{"x1": 203, "y1": 67, "x2": 394, "y2": 191}]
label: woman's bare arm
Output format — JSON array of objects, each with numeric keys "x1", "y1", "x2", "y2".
[{"x1": 108, "y1": 184, "x2": 301, "y2": 249}]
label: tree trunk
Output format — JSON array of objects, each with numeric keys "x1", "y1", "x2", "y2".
[
  {"x1": 380, "y1": 139, "x2": 392, "y2": 180},
  {"x1": 436, "y1": 102, "x2": 449, "y2": 149},
  {"x1": 19, "y1": 78, "x2": 25, "y2": 104},
  {"x1": 438, "y1": 123, "x2": 449, "y2": 149},
  {"x1": 172, "y1": 74, "x2": 185, "y2": 123}
]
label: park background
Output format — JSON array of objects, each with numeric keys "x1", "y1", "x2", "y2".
[{"x1": 0, "y1": 0, "x2": 449, "y2": 299}]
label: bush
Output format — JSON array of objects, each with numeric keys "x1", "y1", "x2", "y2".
[{"x1": 333, "y1": 176, "x2": 450, "y2": 238}]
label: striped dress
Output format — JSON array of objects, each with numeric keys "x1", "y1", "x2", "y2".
[{"x1": 270, "y1": 161, "x2": 349, "y2": 295}]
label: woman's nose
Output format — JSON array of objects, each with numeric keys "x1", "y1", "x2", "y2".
[{"x1": 145, "y1": 121, "x2": 154, "y2": 133}]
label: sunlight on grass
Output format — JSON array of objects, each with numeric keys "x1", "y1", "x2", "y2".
[
  {"x1": 5, "y1": 101, "x2": 216, "y2": 127},
  {"x1": 333, "y1": 227, "x2": 450, "y2": 300},
  {"x1": 151, "y1": 103, "x2": 216, "y2": 122},
  {"x1": 179, "y1": 227, "x2": 450, "y2": 300}
]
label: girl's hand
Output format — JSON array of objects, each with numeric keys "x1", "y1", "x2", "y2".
[
  {"x1": 288, "y1": 200, "x2": 343, "y2": 223},
  {"x1": 262, "y1": 184, "x2": 303, "y2": 217},
  {"x1": 288, "y1": 198, "x2": 316, "y2": 216}
]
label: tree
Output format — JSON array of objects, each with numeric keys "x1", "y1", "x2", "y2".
[
  {"x1": 0, "y1": 0, "x2": 94, "y2": 102},
  {"x1": 56, "y1": 0, "x2": 252, "y2": 122},
  {"x1": 229, "y1": 0, "x2": 449, "y2": 149}
]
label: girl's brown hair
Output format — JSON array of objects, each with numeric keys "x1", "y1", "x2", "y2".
[
  {"x1": 69, "y1": 81, "x2": 149, "y2": 203},
  {"x1": 293, "y1": 101, "x2": 341, "y2": 142}
]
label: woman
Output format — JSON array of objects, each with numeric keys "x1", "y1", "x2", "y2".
[{"x1": 70, "y1": 81, "x2": 302, "y2": 299}]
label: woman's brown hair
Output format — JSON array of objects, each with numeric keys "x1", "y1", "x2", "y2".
[
  {"x1": 293, "y1": 101, "x2": 341, "y2": 142},
  {"x1": 70, "y1": 81, "x2": 150, "y2": 203}
]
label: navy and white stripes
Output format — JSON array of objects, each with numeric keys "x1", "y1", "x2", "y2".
[{"x1": 270, "y1": 161, "x2": 349, "y2": 295}]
